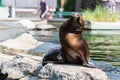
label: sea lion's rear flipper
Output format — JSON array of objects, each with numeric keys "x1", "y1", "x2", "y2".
[{"x1": 42, "y1": 47, "x2": 65, "y2": 66}]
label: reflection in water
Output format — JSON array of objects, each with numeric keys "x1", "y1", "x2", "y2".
[
  {"x1": 29, "y1": 29, "x2": 59, "y2": 43},
  {"x1": 84, "y1": 30, "x2": 120, "y2": 67},
  {"x1": 30, "y1": 29, "x2": 52, "y2": 36},
  {"x1": 30, "y1": 29, "x2": 120, "y2": 67}
]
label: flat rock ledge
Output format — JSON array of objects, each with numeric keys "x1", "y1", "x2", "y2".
[
  {"x1": 0, "y1": 21, "x2": 27, "y2": 42},
  {"x1": 39, "y1": 64, "x2": 109, "y2": 80},
  {"x1": 0, "y1": 33, "x2": 43, "y2": 55},
  {"x1": 0, "y1": 53, "x2": 110, "y2": 80},
  {"x1": 0, "y1": 33, "x2": 59, "y2": 55}
]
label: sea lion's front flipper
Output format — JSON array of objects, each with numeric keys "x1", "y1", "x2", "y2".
[{"x1": 84, "y1": 63, "x2": 98, "y2": 68}]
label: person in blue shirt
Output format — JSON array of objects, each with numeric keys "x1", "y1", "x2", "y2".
[{"x1": 33, "y1": 0, "x2": 49, "y2": 18}]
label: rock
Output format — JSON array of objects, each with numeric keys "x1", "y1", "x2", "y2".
[
  {"x1": 36, "y1": 24, "x2": 56, "y2": 30},
  {"x1": 0, "y1": 33, "x2": 44, "y2": 55},
  {"x1": 0, "y1": 53, "x2": 109, "y2": 80},
  {"x1": 0, "y1": 53, "x2": 14, "y2": 63},
  {"x1": 0, "y1": 53, "x2": 42, "y2": 80},
  {"x1": 0, "y1": 33, "x2": 60, "y2": 55},
  {"x1": 37, "y1": 61, "x2": 120, "y2": 80},
  {"x1": 0, "y1": 21, "x2": 27, "y2": 42},
  {"x1": 0, "y1": 52, "x2": 120, "y2": 80},
  {"x1": 37, "y1": 64, "x2": 109, "y2": 80},
  {"x1": 30, "y1": 42, "x2": 60, "y2": 54},
  {"x1": 17, "y1": 19, "x2": 36, "y2": 29},
  {"x1": 29, "y1": 30, "x2": 54, "y2": 36}
]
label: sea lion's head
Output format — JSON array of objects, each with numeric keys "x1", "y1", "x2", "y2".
[{"x1": 63, "y1": 14, "x2": 84, "y2": 34}]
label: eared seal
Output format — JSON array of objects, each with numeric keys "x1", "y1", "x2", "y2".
[{"x1": 42, "y1": 15, "x2": 96, "y2": 68}]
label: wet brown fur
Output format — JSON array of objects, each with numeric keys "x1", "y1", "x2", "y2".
[{"x1": 59, "y1": 15, "x2": 90, "y2": 65}]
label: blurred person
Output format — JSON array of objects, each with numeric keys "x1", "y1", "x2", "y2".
[
  {"x1": 46, "y1": 11, "x2": 53, "y2": 19},
  {"x1": 106, "y1": 0, "x2": 116, "y2": 14},
  {"x1": 33, "y1": 0, "x2": 49, "y2": 18},
  {"x1": 8, "y1": 5, "x2": 12, "y2": 18}
]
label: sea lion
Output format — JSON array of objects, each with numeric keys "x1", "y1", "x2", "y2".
[
  {"x1": 59, "y1": 14, "x2": 90, "y2": 66},
  {"x1": 42, "y1": 14, "x2": 96, "y2": 67}
]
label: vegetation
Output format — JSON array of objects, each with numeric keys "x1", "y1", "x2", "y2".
[
  {"x1": 82, "y1": 6, "x2": 119, "y2": 22},
  {"x1": 81, "y1": 0, "x2": 99, "y2": 10},
  {"x1": 64, "y1": 0, "x2": 75, "y2": 11},
  {"x1": 64, "y1": 0, "x2": 99, "y2": 11}
]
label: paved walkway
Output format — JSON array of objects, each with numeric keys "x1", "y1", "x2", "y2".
[
  {"x1": 91, "y1": 21, "x2": 120, "y2": 30},
  {"x1": 0, "y1": 8, "x2": 120, "y2": 30}
]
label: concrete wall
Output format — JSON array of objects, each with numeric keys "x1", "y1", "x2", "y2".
[
  {"x1": 45, "y1": 0, "x2": 57, "y2": 9},
  {"x1": 15, "y1": 0, "x2": 39, "y2": 8},
  {"x1": 2, "y1": 0, "x2": 15, "y2": 7},
  {"x1": 2, "y1": 0, "x2": 39, "y2": 8},
  {"x1": 0, "y1": 7, "x2": 8, "y2": 18},
  {"x1": 2, "y1": 0, "x2": 57, "y2": 9},
  {"x1": 2, "y1": 0, "x2": 15, "y2": 18}
]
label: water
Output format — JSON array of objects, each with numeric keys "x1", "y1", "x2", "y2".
[
  {"x1": 29, "y1": 29, "x2": 59, "y2": 44},
  {"x1": 84, "y1": 30, "x2": 120, "y2": 67},
  {"x1": 30, "y1": 29, "x2": 120, "y2": 67}
]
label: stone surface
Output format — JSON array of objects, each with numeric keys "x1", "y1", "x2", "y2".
[
  {"x1": 17, "y1": 19, "x2": 36, "y2": 29},
  {"x1": 0, "y1": 52, "x2": 110, "y2": 80},
  {"x1": 0, "y1": 21, "x2": 27, "y2": 42},
  {"x1": 16, "y1": 19, "x2": 56, "y2": 30},
  {"x1": 36, "y1": 24, "x2": 56, "y2": 30},
  {"x1": 40, "y1": 64, "x2": 109, "y2": 80},
  {"x1": 0, "y1": 52, "x2": 120, "y2": 80},
  {"x1": 0, "y1": 33, "x2": 43, "y2": 55},
  {"x1": 0, "y1": 53, "x2": 42, "y2": 80},
  {"x1": 0, "y1": 33, "x2": 59, "y2": 55}
]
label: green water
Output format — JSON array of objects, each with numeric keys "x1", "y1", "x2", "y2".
[
  {"x1": 31, "y1": 29, "x2": 120, "y2": 67},
  {"x1": 84, "y1": 30, "x2": 120, "y2": 67}
]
